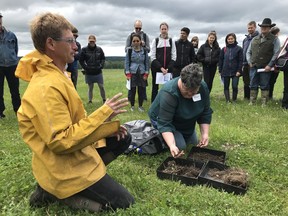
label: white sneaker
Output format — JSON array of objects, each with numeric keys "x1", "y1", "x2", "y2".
[
  {"x1": 138, "y1": 106, "x2": 144, "y2": 112},
  {"x1": 130, "y1": 106, "x2": 135, "y2": 111}
]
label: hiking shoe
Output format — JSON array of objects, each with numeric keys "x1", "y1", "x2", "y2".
[
  {"x1": 130, "y1": 106, "x2": 135, "y2": 111},
  {"x1": 138, "y1": 107, "x2": 145, "y2": 112},
  {"x1": 61, "y1": 194, "x2": 102, "y2": 212},
  {"x1": 29, "y1": 185, "x2": 57, "y2": 207}
]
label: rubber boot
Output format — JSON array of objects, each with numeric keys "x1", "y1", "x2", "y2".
[
  {"x1": 261, "y1": 90, "x2": 269, "y2": 107},
  {"x1": 249, "y1": 89, "x2": 258, "y2": 105},
  {"x1": 244, "y1": 86, "x2": 250, "y2": 100},
  {"x1": 224, "y1": 90, "x2": 230, "y2": 103}
]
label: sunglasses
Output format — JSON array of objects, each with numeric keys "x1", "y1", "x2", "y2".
[{"x1": 135, "y1": 27, "x2": 142, "y2": 30}]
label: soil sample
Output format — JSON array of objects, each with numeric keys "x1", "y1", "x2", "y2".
[
  {"x1": 188, "y1": 152, "x2": 225, "y2": 164},
  {"x1": 207, "y1": 167, "x2": 248, "y2": 188},
  {"x1": 187, "y1": 147, "x2": 226, "y2": 164},
  {"x1": 162, "y1": 160, "x2": 201, "y2": 178}
]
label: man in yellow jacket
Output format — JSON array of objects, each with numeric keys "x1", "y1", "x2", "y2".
[{"x1": 15, "y1": 12, "x2": 134, "y2": 212}]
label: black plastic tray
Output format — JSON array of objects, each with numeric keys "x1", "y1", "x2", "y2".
[
  {"x1": 198, "y1": 161, "x2": 248, "y2": 195},
  {"x1": 156, "y1": 157, "x2": 205, "y2": 186},
  {"x1": 187, "y1": 146, "x2": 226, "y2": 164}
]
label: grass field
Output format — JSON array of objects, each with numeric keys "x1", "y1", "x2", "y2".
[{"x1": 0, "y1": 69, "x2": 288, "y2": 216}]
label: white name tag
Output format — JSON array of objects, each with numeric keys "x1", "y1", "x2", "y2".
[{"x1": 192, "y1": 93, "x2": 201, "y2": 101}]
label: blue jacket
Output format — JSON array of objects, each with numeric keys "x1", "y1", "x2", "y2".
[
  {"x1": 242, "y1": 31, "x2": 259, "y2": 65},
  {"x1": 218, "y1": 43, "x2": 243, "y2": 77},
  {"x1": 125, "y1": 47, "x2": 149, "y2": 75},
  {"x1": 0, "y1": 27, "x2": 18, "y2": 67}
]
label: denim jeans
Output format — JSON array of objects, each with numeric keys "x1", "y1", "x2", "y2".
[
  {"x1": 249, "y1": 66, "x2": 271, "y2": 90},
  {"x1": 150, "y1": 118, "x2": 198, "y2": 150},
  {"x1": 223, "y1": 76, "x2": 239, "y2": 91}
]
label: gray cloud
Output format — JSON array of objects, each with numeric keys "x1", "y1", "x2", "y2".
[{"x1": 1, "y1": 0, "x2": 288, "y2": 56}]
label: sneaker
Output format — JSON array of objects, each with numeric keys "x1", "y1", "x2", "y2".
[
  {"x1": 130, "y1": 106, "x2": 135, "y2": 111},
  {"x1": 0, "y1": 113, "x2": 5, "y2": 119},
  {"x1": 29, "y1": 185, "x2": 57, "y2": 207},
  {"x1": 138, "y1": 107, "x2": 145, "y2": 112},
  {"x1": 88, "y1": 101, "x2": 92, "y2": 104}
]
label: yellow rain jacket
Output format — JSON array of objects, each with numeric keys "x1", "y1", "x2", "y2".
[{"x1": 16, "y1": 50, "x2": 120, "y2": 199}]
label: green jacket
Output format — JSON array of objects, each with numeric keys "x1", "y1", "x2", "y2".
[
  {"x1": 250, "y1": 33, "x2": 275, "y2": 68},
  {"x1": 148, "y1": 78, "x2": 213, "y2": 138}
]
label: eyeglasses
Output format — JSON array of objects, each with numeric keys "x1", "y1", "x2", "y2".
[
  {"x1": 135, "y1": 27, "x2": 142, "y2": 30},
  {"x1": 53, "y1": 37, "x2": 76, "y2": 44}
]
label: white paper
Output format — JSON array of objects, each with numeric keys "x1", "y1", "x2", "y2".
[
  {"x1": 156, "y1": 72, "x2": 172, "y2": 84},
  {"x1": 126, "y1": 79, "x2": 131, "y2": 90},
  {"x1": 257, "y1": 67, "x2": 274, "y2": 73}
]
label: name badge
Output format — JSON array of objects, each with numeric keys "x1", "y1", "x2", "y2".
[{"x1": 192, "y1": 93, "x2": 201, "y2": 101}]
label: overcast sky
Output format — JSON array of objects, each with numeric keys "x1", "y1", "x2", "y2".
[{"x1": 2, "y1": 0, "x2": 288, "y2": 56}]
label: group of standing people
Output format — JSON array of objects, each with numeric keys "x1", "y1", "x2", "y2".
[{"x1": 124, "y1": 21, "x2": 199, "y2": 111}]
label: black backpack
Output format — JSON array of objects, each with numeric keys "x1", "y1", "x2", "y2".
[{"x1": 124, "y1": 120, "x2": 167, "y2": 155}]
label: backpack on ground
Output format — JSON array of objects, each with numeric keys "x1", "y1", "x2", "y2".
[{"x1": 124, "y1": 120, "x2": 167, "y2": 155}]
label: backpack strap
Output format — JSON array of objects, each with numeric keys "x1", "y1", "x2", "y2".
[{"x1": 155, "y1": 37, "x2": 172, "y2": 47}]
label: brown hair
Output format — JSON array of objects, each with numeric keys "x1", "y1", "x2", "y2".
[{"x1": 30, "y1": 12, "x2": 74, "y2": 53}]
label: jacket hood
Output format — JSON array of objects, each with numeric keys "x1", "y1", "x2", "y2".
[{"x1": 15, "y1": 50, "x2": 54, "y2": 82}]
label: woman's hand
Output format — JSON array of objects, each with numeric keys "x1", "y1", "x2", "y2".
[
  {"x1": 170, "y1": 145, "x2": 184, "y2": 158},
  {"x1": 105, "y1": 93, "x2": 129, "y2": 119}
]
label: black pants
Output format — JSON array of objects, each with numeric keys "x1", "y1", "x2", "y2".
[
  {"x1": 78, "y1": 134, "x2": 134, "y2": 210},
  {"x1": 282, "y1": 69, "x2": 288, "y2": 108},
  {"x1": 269, "y1": 71, "x2": 279, "y2": 99},
  {"x1": 130, "y1": 86, "x2": 145, "y2": 107},
  {"x1": 0, "y1": 65, "x2": 21, "y2": 114},
  {"x1": 151, "y1": 70, "x2": 159, "y2": 103},
  {"x1": 202, "y1": 64, "x2": 217, "y2": 93}
]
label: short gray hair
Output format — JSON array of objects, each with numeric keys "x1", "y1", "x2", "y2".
[{"x1": 180, "y1": 64, "x2": 203, "y2": 89}]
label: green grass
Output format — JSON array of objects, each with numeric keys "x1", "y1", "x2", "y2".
[{"x1": 1, "y1": 69, "x2": 288, "y2": 216}]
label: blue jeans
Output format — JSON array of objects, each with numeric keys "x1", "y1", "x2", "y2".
[
  {"x1": 150, "y1": 118, "x2": 198, "y2": 150},
  {"x1": 223, "y1": 76, "x2": 239, "y2": 91},
  {"x1": 249, "y1": 67, "x2": 271, "y2": 90}
]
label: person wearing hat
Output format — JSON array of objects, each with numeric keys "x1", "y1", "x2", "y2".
[
  {"x1": 173, "y1": 27, "x2": 196, "y2": 78},
  {"x1": 0, "y1": 12, "x2": 21, "y2": 118},
  {"x1": 79, "y1": 34, "x2": 107, "y2": 104},
  {"x1": 246, "y1": 18, "x2": 280, "y2": 106},
  {"x1": 66, "y1": 27, "x2": 81, "y2": 89}
]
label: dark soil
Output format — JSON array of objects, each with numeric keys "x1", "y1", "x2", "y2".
[
  {"x1": 161, "y1": 160, "x2": 201, "y2": 178},
  {"x1": 188, "y1": 152, "x2": 225, "y2": 163},
  {"x1": 207, "y1": 168, "x2": 248, "y2": 188}
]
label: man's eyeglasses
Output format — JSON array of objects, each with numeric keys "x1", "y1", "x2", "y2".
[
  {"x1": 53, "y1": 37, "x2": 76, "y2": 44},
  {"x1": 135, "y1": 27, "x2": 142, "y2": 30}
]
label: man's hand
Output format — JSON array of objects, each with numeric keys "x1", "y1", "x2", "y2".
[
  {"x1": 109, "y1": 125, "x2": 128, "y2": 141},
  {"x1": 105, "y1": 93, "x2": 129, "y2": 119}
]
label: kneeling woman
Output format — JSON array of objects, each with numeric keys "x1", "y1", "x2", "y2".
[{"x1": 148, "y1": 64, "x2": 213, "y2": 158}]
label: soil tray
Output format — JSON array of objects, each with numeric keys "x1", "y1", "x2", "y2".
[
  {"x1": 187, "y1": 146, "x2": 226, "y2": 164},
  {"x1": 157, "y1": 157, "x2": 205, "y2": 186},
  {"x1": 199, "y1": 161, "x2": 248, "y2": 195}
]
